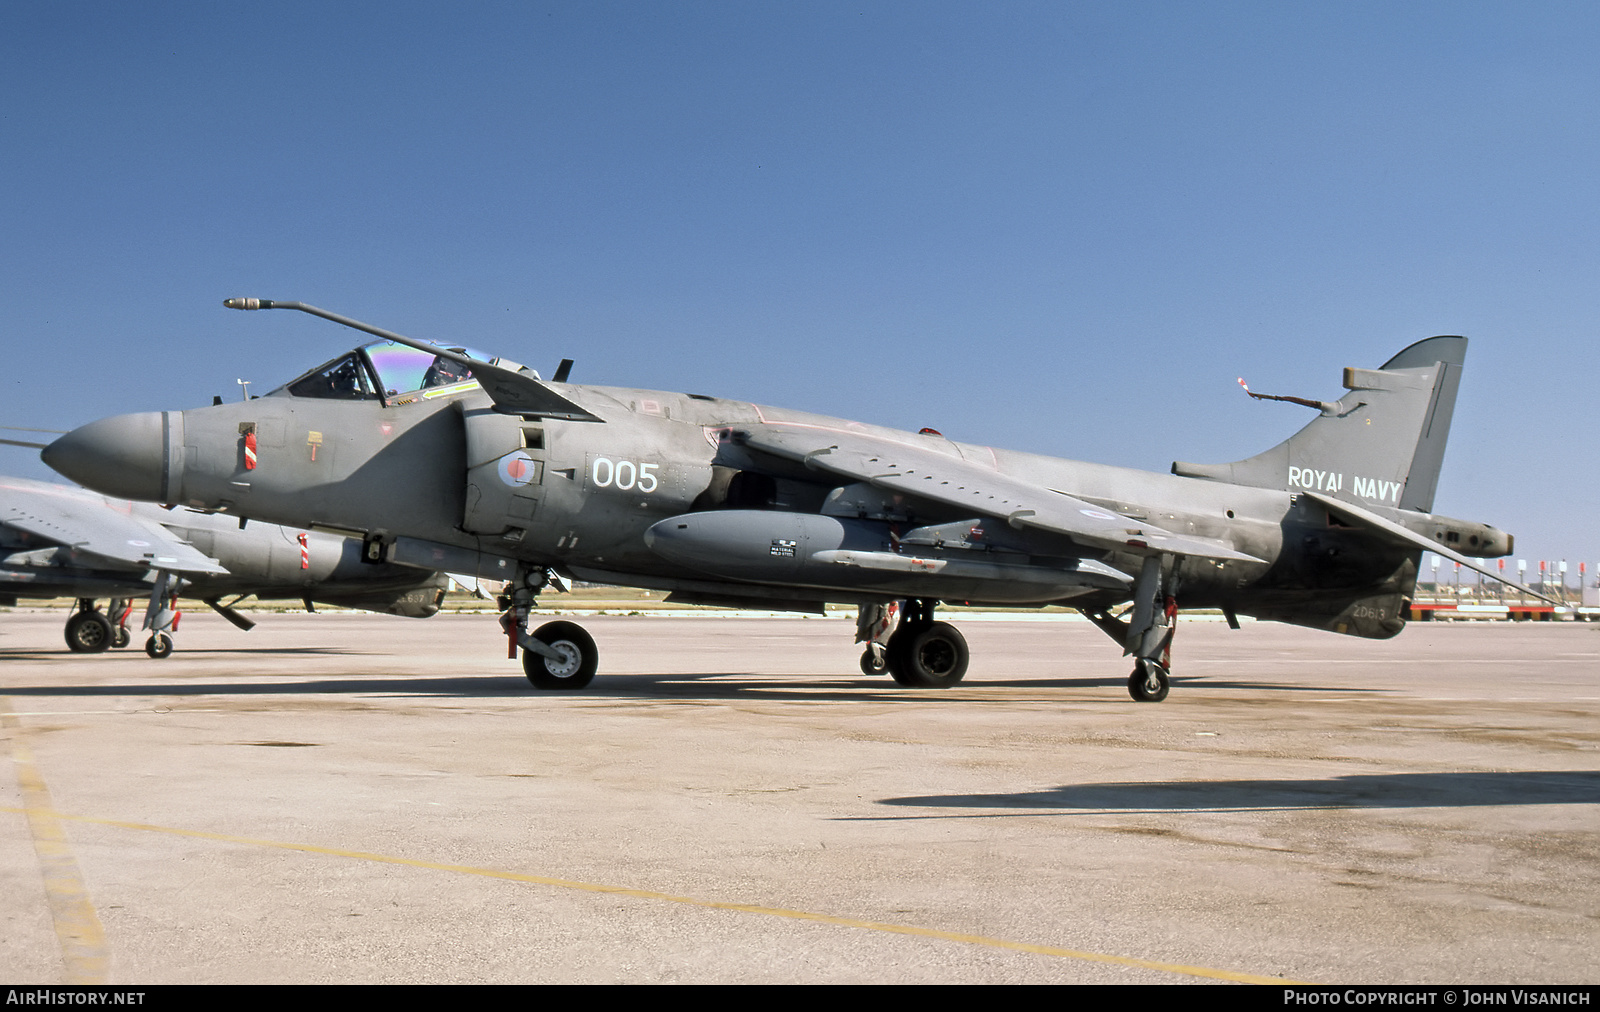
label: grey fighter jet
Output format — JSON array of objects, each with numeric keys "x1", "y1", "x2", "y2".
[
  {"x1": 41, "y1": 299, "x2": 1546, "y2": 699},
  {"x1": 0, "y1": 473, "x2": 447, "y2": 656}
]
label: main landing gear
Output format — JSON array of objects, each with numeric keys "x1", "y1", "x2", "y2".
[
  {"x1": 858, "y1": 598, "x2": 970, "y2": 688},
  {"x1": 502, "y1": 566, "x2": 597, "y2": 690}
]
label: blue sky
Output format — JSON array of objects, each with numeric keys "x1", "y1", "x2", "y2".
[{"x1": 3, "y1": 2, "x2": 1595, "y2": 578}]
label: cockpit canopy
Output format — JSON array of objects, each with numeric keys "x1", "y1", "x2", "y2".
[{"x1": 278, "y1": 340, "x2": 492, "y2": 402}]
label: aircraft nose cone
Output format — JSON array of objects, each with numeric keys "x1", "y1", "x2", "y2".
[{"x1": 42, "y1": 411, "x2": 174, "y2": 502}]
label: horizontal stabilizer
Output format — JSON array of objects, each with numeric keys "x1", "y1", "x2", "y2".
[{"x1": 1305, "y1": 492, "x2": 1560, "y2": 606}]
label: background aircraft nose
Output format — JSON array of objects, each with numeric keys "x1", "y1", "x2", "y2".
[{"x1": 42, "y1": 411, "x2": 174, "y2": 502}]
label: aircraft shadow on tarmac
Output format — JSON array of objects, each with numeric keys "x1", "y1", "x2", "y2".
[
  {"x1": 874, "y1": 771, "x2": 1600, "y2": 813},
  {"x1": 1, "y1": 675, "x2": 534, "y2": 698},
  {"x1": 0, "y1": 668, "x2": 1370, "y2": 702},
  {"x1": 3, "y1": 673, "x2": 1050, "y2": 701},
  {"x1": 0, "y1": 646, "x2": 370, "y2": 660}
]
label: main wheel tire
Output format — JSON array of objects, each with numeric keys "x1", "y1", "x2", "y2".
[
  {"x1": 1128, "y1": 660, "x2": 1170, "y2": 702},
  {"x1": 523, "y1": 621, "x2": 598, "y2": 690},
  {"x1": 887, "y1": 621, "x2": 969, "y2": 688},
  {"x1": 145, "y1": 633, "x2": 174, "y2": 659},
  {"x1": 65, "y1": 612, "x2": 114, "y2": 654},
  {"x1": 884, "y1": 624, "x2": 922, "y2": 686},
  {"x1": 859, "y1": 648, "x2": 888, "y2": 676},
  {"x1": 111, "y1": 626, "x2": 131, "y2": 649}
]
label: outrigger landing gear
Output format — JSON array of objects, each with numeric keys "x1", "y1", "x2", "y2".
[
  {"x1": 1082, "y1": 554, "x2": 1180, "y2": 703},
  {"x1": 855, "y1": 602, "x2": 896, "y2": 676},
  {"x1": 1128, "y1": 657, "x2": 1170, "y2": 703},
  {"x1": 501, "y1": 566, "x2": 596, "y2": 690},
  {"x1": 877, "y1": 598, "x2": 970, "y2": 688}
]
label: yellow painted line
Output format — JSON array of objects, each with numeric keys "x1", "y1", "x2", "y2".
[
  {"x1": 0, "y1": 802, "x2": 1301, "y2": 984},
  {"x1": 0, "y1": 698, "x2": 110, "y2": 984}
]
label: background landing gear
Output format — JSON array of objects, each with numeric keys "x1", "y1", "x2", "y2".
[
  {"x1": 64, "y1": 602, "x2": 113, "y2": 653},
  {"x1": 145, "y1": 632, "x2": 174, "y2": 659}
]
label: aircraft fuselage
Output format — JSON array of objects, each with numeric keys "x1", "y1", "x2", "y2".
[{"x1": 117, "y1": 380, "x2": 1431, "y2": 638}]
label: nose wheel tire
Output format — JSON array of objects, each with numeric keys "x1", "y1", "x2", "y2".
[
  {"x1": 145, "y1": 633, "x2": 174, "y2": 659},
  {"x1": 886, "y1": 621, "x2": 969, "y2": 688},
  {"x1": 523, "y1": 621, "x2": 598, "y2": 690},
  {"x1": 112, "y1": 626, "x2": 131, "y2": 649},
  {"x1": 859, "y1": 648, "x2": 888, "y2": 676},
  {"x1": 65, "y1": 612, "x2": 114, "y2": 653},
  {"x1": 1128, "y1": 660, "x2": 1170, "y2": 702}
]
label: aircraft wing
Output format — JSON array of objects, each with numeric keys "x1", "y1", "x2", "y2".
[
  {"x1": 1304, "y1": 492, "x2": 1562, "y2": 606},
  {"x1": 736, "y1": 425, "x2": 1262, "y2": 562},
  {"x1": 431, "y1": 352, "x2": 604, "y2": 422},
  {"x1": 0, "y1": 477, "x2": 228, "y2": 575}
]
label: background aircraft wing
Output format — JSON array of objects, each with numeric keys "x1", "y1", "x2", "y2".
[
  {"x1": 0, "y1": 426, "x2": 61, "y2": 449},
  {"x1": 1, "y1": 477, "x2": 228, "y2": 575},
  {"x1": 736, "y1": 425, "x2": 1261, "y2": 562}
]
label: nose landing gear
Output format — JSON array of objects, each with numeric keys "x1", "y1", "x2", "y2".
[{"x1": 502, "y1": 566, "x2": 597, "y2": 690}]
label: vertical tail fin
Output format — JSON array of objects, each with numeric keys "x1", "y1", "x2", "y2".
[{"x1": 1172, "y1": 336, "x2": 1467, "y2": 513}]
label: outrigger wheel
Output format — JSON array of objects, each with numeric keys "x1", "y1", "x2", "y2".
[
  {"x1": 523, "y1": 620, "x2": 598, "y2": 690},
  {"x1": 1128, "y1": 658, "x2": 1170, "y2": 702},
  {"x1": 859, "y1": 648, "x2": 888, "y2": 677}
]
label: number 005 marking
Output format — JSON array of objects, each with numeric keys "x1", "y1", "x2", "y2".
[{"x1": 591, "y1": 457, "x2": 659, "y2": 493}]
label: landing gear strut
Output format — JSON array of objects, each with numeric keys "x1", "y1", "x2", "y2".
[
  {"x1": 1082, "y1": 554, "x2": 1180, "y2": 703},
  {"x1": 875, "y1": 598, "x2": 970, "y2": 688},
  {"x1": 501, "y1": 566, "x2": 596, "y2": 690}
]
